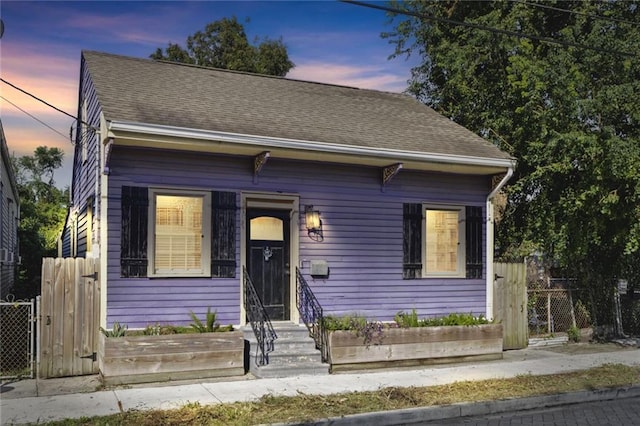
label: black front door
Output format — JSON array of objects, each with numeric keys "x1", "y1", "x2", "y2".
[{"x1": 247, "y1": 209, "x2": 290, "y2": 320}]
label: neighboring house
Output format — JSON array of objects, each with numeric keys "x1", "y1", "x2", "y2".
[
  {"x1": 0, "y1": 120, "x2": 20, "y2": 298},
  {"x1": 62, "y1": 51, "x2": 515, "y2": 330}
]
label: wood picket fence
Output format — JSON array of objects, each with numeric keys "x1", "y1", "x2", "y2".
[
  {"x1": 493, "y1": 262, "x2": 528, "y2": 350},
  {"x1": 39, "y1": 257, "x2": 100, "y2": 378}
]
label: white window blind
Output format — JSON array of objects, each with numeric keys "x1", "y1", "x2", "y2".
[{"x1": 154, "y1": 194, "x2": 203, "y2": 273}]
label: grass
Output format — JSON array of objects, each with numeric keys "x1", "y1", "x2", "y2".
[{"x1": 43, "y1": 363, "x2": 640, "y2": 425}]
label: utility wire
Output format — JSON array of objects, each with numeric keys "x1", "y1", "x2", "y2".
[
  {"x1": 341, "y1": 0, "x2": 637, "y2": 58},
  {"x1": 0, "y1": 77, "x2": 97, "y2": 131},
  {"x1": 512, "y1": 0, "x2": 640, "y2": 28},
  {"x1": 1, "y1": 95, "x2": 70, "y2": 141}
]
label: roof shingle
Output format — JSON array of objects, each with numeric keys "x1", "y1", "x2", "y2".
[{"x1": 82, "y1": 51, "x2": 511, "y2": 161}]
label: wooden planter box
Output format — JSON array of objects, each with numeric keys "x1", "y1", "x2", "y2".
[
  {"x1": 328, "y1": 324, "x2": 503, "y2": 372},
  {"x1": 98, "y1": 331, "x2": 245, "y2": 385}
]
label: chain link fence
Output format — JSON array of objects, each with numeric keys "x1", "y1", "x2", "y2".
[
  {"x1": 0, "y1": 295, "x2": 36, "y2": 379},
  {"x1": 527, "y1": 288, "x2": 591, "y2": 336}
]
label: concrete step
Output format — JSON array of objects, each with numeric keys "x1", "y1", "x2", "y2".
[{"x1": 243, "y1": 323, "x2": 328, "y2": 378}]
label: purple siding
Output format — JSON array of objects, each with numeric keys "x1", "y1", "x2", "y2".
[
  {"x1": 64, "y1": 56, "x2": 101, "y2": 256},
  {"x1": 106, "y1": 147, "x2": 490, "y2": 328}
]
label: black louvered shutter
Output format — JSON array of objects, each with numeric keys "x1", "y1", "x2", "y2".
[
  {"x1": 403, "y1": 203, "x2": 422, "y2": 279},
  {"x1": 121, "y1": 186, "x2": 148, "y2": 277},
  {"x1": 212, "y1": 191, "x2": 237, "y2": 278},
  {"x1": 465, "y1": 206, "x2": 483, "y2": 279}
]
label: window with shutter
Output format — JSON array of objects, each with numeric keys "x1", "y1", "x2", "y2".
[
  {"x1": 121, "y1": 187, "x2": 237, "y2": 279},
  {"x1": 403, "y1": 203, "x2": 422, "y2": 279},
  {"x1": 403, "y1": 203, "x2": 483, "y2": 279},
  {"x1": 465, "y1": 206, "x2": 483, "y2": 279},
  {"x1": 148, "y1": 189, "x2": 211, "y2": 277},
  {"x1": 211, "y1": 191, "x2": 236, "y2": 278},
  {"x1": 121, "y1": 186, "x2": 148, "y2": 277}
]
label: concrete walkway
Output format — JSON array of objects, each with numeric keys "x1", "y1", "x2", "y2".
[{"x1": 2, "y1": 343, "x2": 639, "y2": 425}]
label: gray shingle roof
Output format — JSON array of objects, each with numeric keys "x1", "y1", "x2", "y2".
[{"x1": 82, "y1": 51, "x2": 512, "y2": 161}]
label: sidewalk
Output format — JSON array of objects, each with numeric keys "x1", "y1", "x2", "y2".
[{"x1": 2, "y1": 342, "x2": 639, "y2": 425}]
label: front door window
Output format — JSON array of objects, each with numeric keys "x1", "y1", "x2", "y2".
[{"x1": 247, "y1": 210, "x2": 290, "y2": 320}]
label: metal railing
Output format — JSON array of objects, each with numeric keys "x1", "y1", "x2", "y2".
[
  {"x1": 296, "y1": 267, "x2": 327, "y2": 362},
  {"x1": 243, "y1": 267, "x2": 277, "y2": 366}
]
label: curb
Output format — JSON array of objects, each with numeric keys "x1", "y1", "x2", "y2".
[{"x1": 272, "y1": 385, "x2": 640, "y2": 425}]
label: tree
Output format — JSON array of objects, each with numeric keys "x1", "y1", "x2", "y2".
[
  {"x1": 385, "y1": 1, "x2": 640, "y2": 324},
  {"x1": 151, "y1": 16, "x2": 294, "y2": 76},
  {"x1": 12, "y1": 146, "x2": 68, "y2": 298}
]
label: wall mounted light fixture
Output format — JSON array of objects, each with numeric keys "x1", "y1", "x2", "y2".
[{"x1": 305, "y1": 205, "x2": 323, "y2": 241}]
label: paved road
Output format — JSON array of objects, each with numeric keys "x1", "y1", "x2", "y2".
[{"x1": 433, "y1": 396, "x2": 640, "y2": 425}]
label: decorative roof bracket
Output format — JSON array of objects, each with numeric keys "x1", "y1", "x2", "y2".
[
  {"x1": 254, "y1": 151, "x2": 270, "y2": 184},
  {"x1": 381, "y1": 163, "x2": 403, "y2": 192}
]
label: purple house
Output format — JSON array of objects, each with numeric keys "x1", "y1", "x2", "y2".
[{"x1": 62, "y1": 51, "x2": 514, "y2": 373}]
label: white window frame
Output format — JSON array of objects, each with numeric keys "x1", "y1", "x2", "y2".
[
  {"x1": 422, "y1": 204, "x2": 466, "y2": 278},
  {"x1": 147, "y1": 188, "x2": 211, "y2": 278}
]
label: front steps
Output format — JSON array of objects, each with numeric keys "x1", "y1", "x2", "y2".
[{"x1": 243, "y1": 323, "x2": 329, "y2": 378}]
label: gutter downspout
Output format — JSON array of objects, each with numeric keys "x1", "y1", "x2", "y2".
[{"x1": 485, "y1": 164, "x2": 515, "y2": 320}]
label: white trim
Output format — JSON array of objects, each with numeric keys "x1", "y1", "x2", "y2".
[
  {"x1": 108, "y1": 121, "x2": 515, "y2": 169},
  {"x1": 240, "y1": 192, "x2": 300, "y2": 325},
  {"x1": 147, "y1": 188, "x2": 212, "y2": 278}
]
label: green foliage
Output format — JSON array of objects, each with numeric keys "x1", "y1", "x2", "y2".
[
  {"x1": 11, "y1": 146, "x2": 68, "y2": 298},
  {"x1": 323, "y1": 313, "x2": 368, "y2": 331},
  {"x1": 621, "y1": 298, "x2": 640, "y2": 336},
  {"x1": 323, "y1": 313, "x2": 385, "y2": 346},
  {"x1": 567, "y1": 326, "x2": 581, "y2": 343},
  {"x1": 189, "y1": 307, "x2": 233, "y2": 333},
  {"x1": 151, "y1": 16, "x2": 294, "y2": 76},
  {"x1": 394, "y1": 309, "x2": 421, "y2": 328},
  {"x1": 395, "y1": 311, "x2": 491, "y2": 328},
  {"x1": 100, "y1": 322, "x2": 128, "y2": 338},
  {"x1": 386, "y1": 1, "x2": 640, "y2": 322}
]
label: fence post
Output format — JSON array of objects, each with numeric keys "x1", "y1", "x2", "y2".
[{"x1": 568, "y1": 290, "x2": 577, "y2": 328}]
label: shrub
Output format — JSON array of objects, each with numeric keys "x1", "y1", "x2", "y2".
[
  {"x1": 323, "y1": 313, "x2": 385, "y2": 345},
  {"x1": 567, "y1": 325, "x2": 581, "y2": 343},
  {"x1": 395, "y1": 311, "x2": 490, "y2": 327},
  {"x1": 100, "y1": 321, "x2": 127, "y2": 337}
]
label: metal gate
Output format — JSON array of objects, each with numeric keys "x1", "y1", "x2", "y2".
[{"x1": 0, "y1": 295, "x2": 36, "y2": 379}]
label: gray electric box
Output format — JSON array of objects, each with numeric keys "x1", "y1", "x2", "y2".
[{"x1": 310, "y1": 260, "x2": 329, "y2": 277}]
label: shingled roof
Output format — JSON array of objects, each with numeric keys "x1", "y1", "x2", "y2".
[{"x1": 82, "y1": 51, "x2": 512, "y2": 163}]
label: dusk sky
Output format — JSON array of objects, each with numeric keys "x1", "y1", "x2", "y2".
[{"x1": 0, "y1": 0, "x2": 418, "y2": 186}]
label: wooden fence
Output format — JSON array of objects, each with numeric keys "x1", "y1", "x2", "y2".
[
  {"x1": 493, "y1": 262, "x2": 528, "y2": 350},
  {"x1": 39, "y1": 257, "x2": 100, "y2": 378}
]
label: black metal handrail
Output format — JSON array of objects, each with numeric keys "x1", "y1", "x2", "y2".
[
  {"x1": 243, "y1": 267, "x2": 277, "y2": 366},
  {"x1": 296, "y1": 267, "x2": 328, "y2": 362}
]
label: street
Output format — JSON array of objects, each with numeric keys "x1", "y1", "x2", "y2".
[{"x1": 434, "y1": 396, "x2": 640, "y2": 425}]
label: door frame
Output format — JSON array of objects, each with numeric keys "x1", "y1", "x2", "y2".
[{"x1": 240, "y1": 192, "x2": 300, "y2": 325}]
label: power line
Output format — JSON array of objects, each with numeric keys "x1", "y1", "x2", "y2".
[
  {"x1": 0, "y1": 77, "x2": 97, "y2": 131},
  {"x1": 513, "y1": 0, "x2": 640, "y2": 28},
  {"x1": 341, "y1": 0, "x2": 637, "y2": 58},
  {"x1": 1, "y1": 95, "x2": 71, "y2": 141}
]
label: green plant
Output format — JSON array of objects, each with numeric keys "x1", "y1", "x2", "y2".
[
  {"x1": 394, "y1": 309, "x2": 421, "y2": 328},
  {"x1": 395, "y1": 312, "x2": 490, "y2": 328},
  {"x1": 100, "y1": 321, "x2": 128, "y2": 337},
  {"x1": 143, "y1": 323, "x2": 161, "y2": 336},
  {"x1": 323, "y1": 313, "x2": 385, "y2": 346},
  {"x1": 567, "y1": 325, "x2": 581, "y2": 343},
  {"x1": 189, "y1": 307, "x2": 220, "y2": 333}
]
